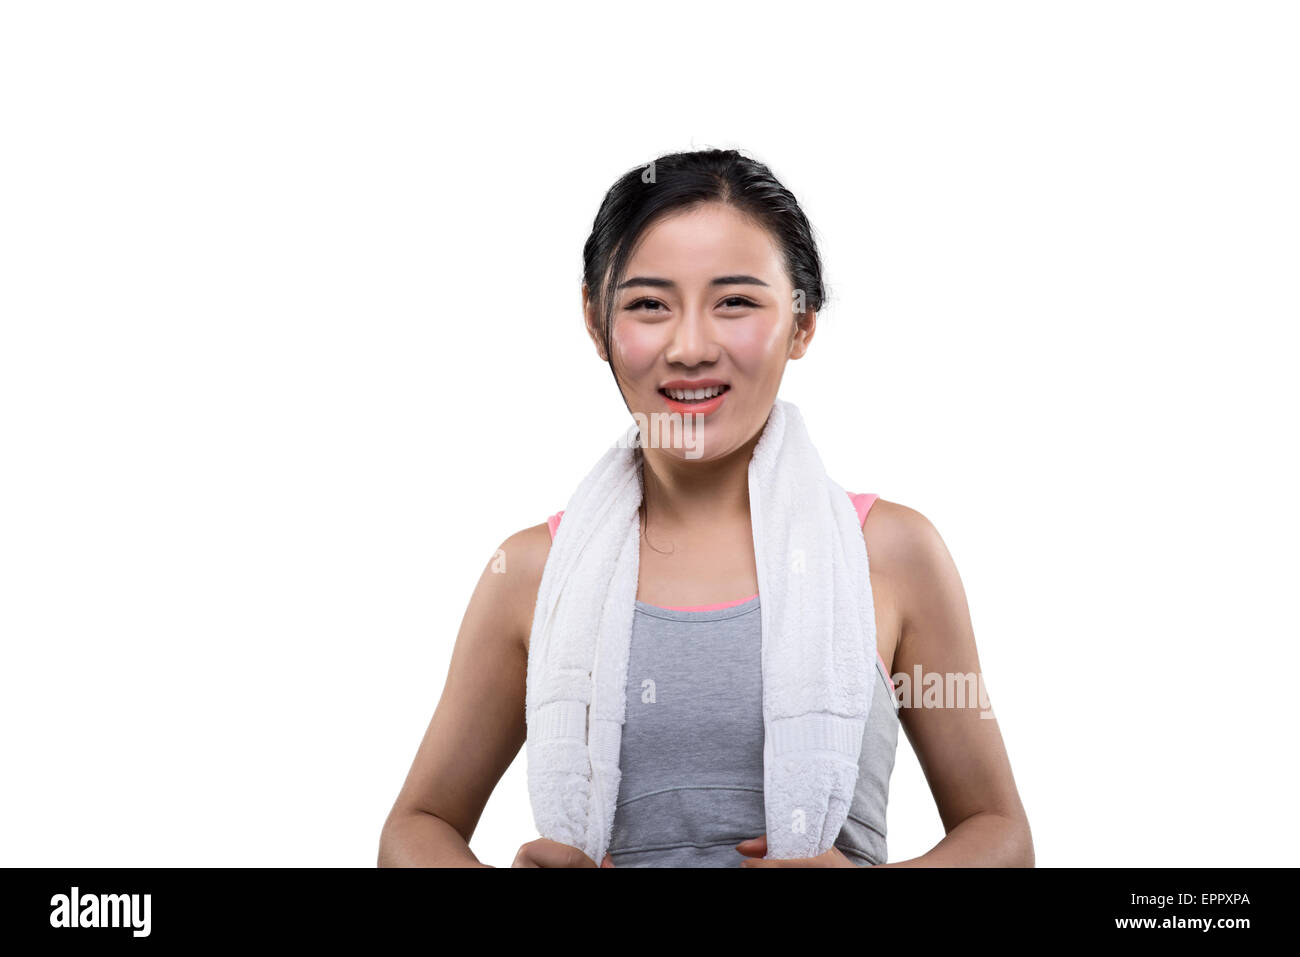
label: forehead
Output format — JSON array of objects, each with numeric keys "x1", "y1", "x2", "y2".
[{"x1": 622, "y1": 203, "x2": 786, "y2": 285}]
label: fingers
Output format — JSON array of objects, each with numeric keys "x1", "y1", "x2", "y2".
[
  {"x1": 511, "y1": 838, "x2": 600, "y2": 868},
  {"x1": 736, "y1": 834, "x2": 840, "y2": 867},
  {"x1": 740, "y1": 854, "x2": 811, "y2": 867},
  {"x1": 740, "y1": 847, "x2": 846, "y2": 867},
  {"x1": 511, "y1": 844, "x2": 540, "y2": 868},
  {"x1": 735, "y1": 834, "x2": 768, "y2": 858}
]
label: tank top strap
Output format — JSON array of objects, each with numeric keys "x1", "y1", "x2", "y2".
[
  {"x1": 847, "y1": 491, "x2": 880, "y2": 527},
  {"x1": 546, "y1": 491, "x2": 878, "y2": 542}
]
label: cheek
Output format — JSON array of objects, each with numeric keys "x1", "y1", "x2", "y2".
[
  {"x1": 610, "y1": 321, "x2": 661, "y2": 378},
  {"x1": 726, "y1": 317, "x2": 791, "y2": 375}
]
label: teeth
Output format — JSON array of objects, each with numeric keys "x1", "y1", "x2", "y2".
[{"x1": 665, "y1": 385, "x2": 726, "y2": 401}]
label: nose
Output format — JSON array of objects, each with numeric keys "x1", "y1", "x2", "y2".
[{"x1": 663, "y1": 305, "x2": 720, "y2": 367}]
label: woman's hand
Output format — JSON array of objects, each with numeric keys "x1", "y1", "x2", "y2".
[
  {"x1": 734, "y1": 834, "x2": 859, "y2": 868},
  {"x1": 511, "y1": 838, "x2": 616, "y2": 868}
]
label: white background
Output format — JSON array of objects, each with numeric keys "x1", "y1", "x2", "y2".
[{"x1": 2, "y1": 1, "x2": 1296, "y2": 867}]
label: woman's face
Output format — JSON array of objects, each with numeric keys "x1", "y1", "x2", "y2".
[{"x1": 585, "y1": 201, "x2": 815, "y2": 462}]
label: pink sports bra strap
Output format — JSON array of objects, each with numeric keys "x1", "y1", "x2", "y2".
[
  {"x1": 547, "y1": 490, "x2": 878, "y2": 542},
  {"x1": 850, "y1": 491, "x2": 879, "y2": 527}
]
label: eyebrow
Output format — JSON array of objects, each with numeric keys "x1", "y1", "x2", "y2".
[{"x1": 616, "y1": 275, "x2": 771, "y2": 290}]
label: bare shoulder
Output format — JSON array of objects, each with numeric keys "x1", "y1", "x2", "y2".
[
  {"x1": 863, "y1": 498, "x2": 972, "y2": 671},
  {"x1": 861, "y1": 498, "x2": 951, "y2": 578},
  {"x1": 495, "y1": 521, "x2": 554, "y2": 656},
  {"x1": 859, "y1": 498, "x2": 954, "y2": 668},
  {"x1": 381, "y1": 523, "x2": 553, "y2": 835}
]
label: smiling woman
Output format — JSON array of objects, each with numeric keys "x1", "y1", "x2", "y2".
[{"x1": 378, "y1": 148, "x2": 1034, "y2": 869}]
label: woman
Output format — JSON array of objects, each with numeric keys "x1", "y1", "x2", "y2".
[{"x1": 378, "y1": 149, "x2": 1033, "y2": 868}]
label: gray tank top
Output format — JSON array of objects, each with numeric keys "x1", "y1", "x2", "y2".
[
  {"x1": 604, "y1": 593, "x2": 901, "y2": 867},
  {"x1": 543, "y1": 492, "x2": 897, "y2": 867}
]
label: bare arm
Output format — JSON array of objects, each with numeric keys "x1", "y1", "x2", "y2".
[
  {"x1": 867, "y1": 501, "x2": 1034, "y2": 867},
  {"x1": 377, "y1": 524, "x2": 549, "y2": 867}
]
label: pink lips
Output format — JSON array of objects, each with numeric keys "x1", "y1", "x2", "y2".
[{"x1": 658, "y1": 384, "x2": 730, "y2": 415}]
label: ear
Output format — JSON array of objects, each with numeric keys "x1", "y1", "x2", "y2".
[
  {"x1": 788, "y1": 308, "x2": 817, "y2": 359},
  {"x1": 582, "y1": 283, "x2": 610, "y2": 362}
]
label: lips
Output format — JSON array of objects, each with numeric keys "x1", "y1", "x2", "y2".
[
  {"x1": 657, "y1": 383, "x2": 731, "y2": 415},
  {"x1": 659, "y1": 384, "x2": 730, "y2": 401}
]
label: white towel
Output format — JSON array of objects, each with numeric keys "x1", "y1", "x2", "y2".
[{"x1": 524, "y1": 398, "x2": 877, "y2": 863}]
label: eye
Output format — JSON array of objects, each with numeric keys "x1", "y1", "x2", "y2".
[
  {"x1": 720, "y1": 296, "x2": 758, "y2": 309},
  {"x1": 627, "y1": 298, "x2": 667, "y2": 312}
]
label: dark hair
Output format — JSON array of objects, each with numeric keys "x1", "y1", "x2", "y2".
[{"x1": 582, "y1": 148, "x2": 828, "y2": 380}]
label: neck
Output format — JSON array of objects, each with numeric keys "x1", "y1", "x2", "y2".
[{"x1": 637, "y1": 428, "x2": 763, "y2": 531}]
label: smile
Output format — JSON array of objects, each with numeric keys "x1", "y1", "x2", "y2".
[{"x1": 659, "y1": 384, "x2": 730, "y2": 401}]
